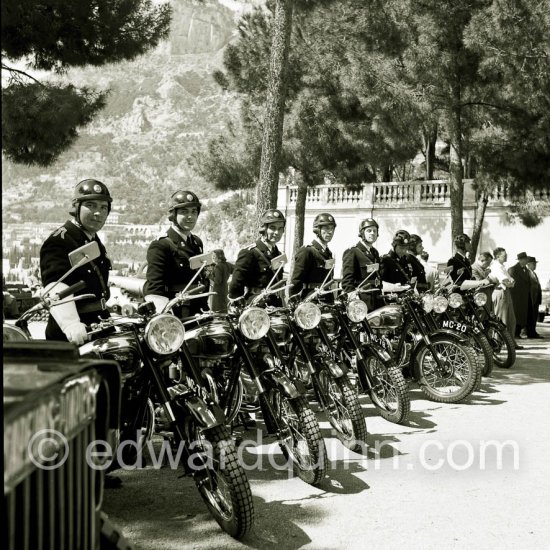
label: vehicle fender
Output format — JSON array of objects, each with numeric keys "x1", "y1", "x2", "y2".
[
  {"x1": 261, "y1": 369, "x2": 305, "y2": 399},
  {"x1": 322, "y1": 357, "x2": 348, "y2": 378},
  {"x1": 184, "y1": 394, "x2": 226, "y2": 429}
]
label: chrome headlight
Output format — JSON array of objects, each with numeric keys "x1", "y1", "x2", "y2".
[
  {"x1": 294, "y1": 302, "x2": 322, "y2": 330},
  {"x1": 448, "y1": 293, "x2": 463, "y2": 308},
  {"x1": 422, "y1": 293, "x2": 434, "y2": 313},
  {"x1": 433, "y1": 295, "x2": 449, "y2": 313},
  {"x1": 145, "y1": 314, "x2": 185, "y2": 355},
  {"x1": 239, "y1": 307, "x2": 270, "y2": 340},
  {"x1": 347, "y1": 299, "x2": 368, "y2": 323},
  {"x1": 474, "y1": 292, "x2": 488, "y2": 306}
]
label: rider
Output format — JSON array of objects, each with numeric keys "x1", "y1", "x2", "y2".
[
  {"x1": 229, "y1": 209, "x2": 286, "y2": 306},
  {"x1": 144, "y1": 190, "x2": 209, "y2": 317},
  {"x1": 406, "y1": 234, "x2": 430, "y2": 292},
  {"x1": 40, "y1": 179, "x2": 112, "y2": 345},
  {"x1": 447, "y1": 234, "x2": 490, "y2": 291},
  {"x1": 380, "y1": 230, "x2": 416, "y2": 289},
  {"x1": 289, "y1": 213, "x2": 336, "y2": 301},
  {"x1": 341, "y1": 218, "x2": 383, "y2": 310}
]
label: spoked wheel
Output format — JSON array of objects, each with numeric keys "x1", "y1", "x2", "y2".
[
  {"x1": 415, "y1": 336, "x2": 479, "y2": 403},
  {"x1": 486, "y1": 322, "x2": 516, "y2": 369},
  {"x1": 317, "y1": 370, "x2": 367, "y2": 452},
  {"x1": 469, "y1": 331, "x2": 494, "y2": 381},
  {"x1": 361, "y1": 354, "x2": 410, "y2": 424},
  {"x1": 269, "y1": 391, "x2": 327, "y2": 485},
  {"x1": 189, "y1": 423, "x2": 254, "y2": 539}
]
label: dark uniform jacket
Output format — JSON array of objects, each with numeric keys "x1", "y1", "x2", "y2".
[
  {"x1": 447, "y1": 252, "x2": 473, "y2": 288},
  {"x1": 229, "y1": 239, "x2": 283, "y2": 306},
  {"x1": 408, "y1": 254, "x2": 429, "y2": 292},
  {"x1": 380, "y1": 250, "x2": 414, "y2": 285},
  {"x1": 40, "y1": 220, "x2": 111, "y2": 340},
  {"x1": 144, "y1": 227, "x2": 208, "y2": 315},
  {"x1": 290, "y1": 240, "x2": 335, "y2": 300},
  {"x1": 342, "y1": 241, "x2": 382, "y2": 310}
]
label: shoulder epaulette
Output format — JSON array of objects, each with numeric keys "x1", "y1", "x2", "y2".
[
  {"x1": 50, "y1": 227, "x2": 67, "y2": 239},
  {"x1": 244, "y1": 243, "x2": 256, "y2": 250}
]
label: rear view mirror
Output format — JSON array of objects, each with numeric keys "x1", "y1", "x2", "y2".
[
  {"x1": 271, "y1": 253, "x2": 287, "y2": 271},
  {"x1": 190, "y1": 252, "x2": 216, "y2": 270},
  {"x1": 366, "y1": 263, "x2": 379, "y2": 273},
  {"x1": 68, "y1": 241, "x2": 100, "y2": 267}
]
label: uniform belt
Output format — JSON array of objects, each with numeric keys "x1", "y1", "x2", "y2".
[{"x1": 77, "y1": 298, "x2": 107, "y2": 313}]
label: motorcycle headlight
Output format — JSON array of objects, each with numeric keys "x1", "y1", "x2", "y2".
[
  {"x1": 448, "y1": 293, "x2": 463, "y2": 308},
  {"x1": 294, "y1": 302, "x2": 322, "y2": 330},
  {"x1": 422, "y1": 293, "x2": 434, "y2": 313},
  {"x1": 433, "y1": 295, "x2": 449, "y2": 313},
  {"x1": 239, "y1": 307, "x2": 270, "y2": 340},
  {"x1": 145, "y1": 314, "x2": 185, "y2": 355},
  {"x1": 474, "y1": 292, "x2": 488, "y2": 306},
  {"x1": 346, "y1": 299, "x2": 368, "y2": 323}
]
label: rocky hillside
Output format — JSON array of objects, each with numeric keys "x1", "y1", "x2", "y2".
[{"x1": 2, "y1": 0, "x2": 263, "y2": 225}]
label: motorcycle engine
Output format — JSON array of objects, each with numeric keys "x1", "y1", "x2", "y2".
[{"x1": 184, "y1": 320, "x2": 236, "y2": 358}]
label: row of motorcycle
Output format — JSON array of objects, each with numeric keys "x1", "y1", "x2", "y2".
[{"x1": 5, "y1": 243, "x2": 516, "y2": 540}]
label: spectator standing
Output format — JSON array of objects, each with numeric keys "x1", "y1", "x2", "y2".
[
  {"x1": 472, "y1": 251, "x2": 495, "y2": 310},
  {"x1": 508, "y1": 252, "x2": 533, "y2": 339},
  {"x1": 419, "y1": 251, "x2": 439, "y2": 292},
  {"x1": 208, "y1": 249, "x2": 233, "y2": 313},
  {"x1": 490, "y1": 247, "x2": 521, "y2": 349},
  {"x1": 526, "y1": 256, "x2": 543, "y2": 338}
]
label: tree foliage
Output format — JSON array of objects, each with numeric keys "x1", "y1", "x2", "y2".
[{"x1": 1, "y1": 0, "x2": 171, "y2": 166}]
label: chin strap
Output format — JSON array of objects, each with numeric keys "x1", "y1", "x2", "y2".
[{"x1": 145, "y1": 294, "x2": 170, "y2": 313}]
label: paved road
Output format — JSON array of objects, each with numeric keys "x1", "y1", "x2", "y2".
[{"x1": 103, "y1": 321, "x2": 550, "y2": 550}]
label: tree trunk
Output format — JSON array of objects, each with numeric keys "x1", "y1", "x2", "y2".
[
  {"x1": 293, "y1": 179, "x2": 307, "y2": 254},
  {"x1": 448, "y1": 86, "x2": 464, "y2": 240},
  {"x1": 423, "y1": 124, "x2": 437, "y2": 180},
  {"x1": 256, "y1": 0, "x2": 293, "y2": 228},
  {"x1": 470, "y1": 190, "x2": 489, "y2": 260}
]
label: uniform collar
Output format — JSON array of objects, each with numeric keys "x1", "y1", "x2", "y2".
[
  {"x1": 171, "y1": 225, "x2": 190, "y2": 242},
  {"x1": 70, "y1": 219, "x2": 94, "y2": 241},
  {"x1": 312, "y1": 237, "x2": 327, "y2": 252},
  {"x1": 258, "y1": 237, "x2": 274, "y2": 254}
]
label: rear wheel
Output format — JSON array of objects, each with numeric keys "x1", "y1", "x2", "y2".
[
  {"x1": 361, "y1": 354, "x2": 410, "y2": 424},
  {"x1": 415, "y1": 336, "x2": 479, "y2": 403},
  {"x1": 486, "y1": 322, "x2": 516, "y2": 369},
  {"x1": 190, "y1": 424, "x2": 254, "y2": 539},
  {"x1": 317, "y1": 370, "x2": 367, "y2": 452}
]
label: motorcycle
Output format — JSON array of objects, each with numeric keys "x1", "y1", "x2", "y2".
[
  {"x1": 368, "y1": 286, "x2": 480, "y2": 403},
  {"x1": 268, "y1": 273, "x2": 368, "y2": 451},
  {"x1": 167, "y1": 254, "x2": 328, "y2": 486},
  {"x1": 310, "y1": 269, "x2": 410, "y2": 424}
]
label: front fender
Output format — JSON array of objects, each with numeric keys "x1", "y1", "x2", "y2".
[
  {"x1": 261, "y1": 369, "x2": 305, "y2": 399},
  {"x1": 321, "y1": 357, "x2": 348, "y2": 378},
  {"x1": 417, "y1": 328, "x2": 470, "y2": 348},
  {"x1": 183, "y1": 394, "x2": 226, "y2": 429}
]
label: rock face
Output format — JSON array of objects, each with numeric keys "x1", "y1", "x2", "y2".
[{"x1": 169, "y1": 0, "x2": 236, "y2": 54}]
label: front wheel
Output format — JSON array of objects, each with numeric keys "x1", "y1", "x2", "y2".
[
  {"x1": 486, "y1": 322, "x2": 516, "y2": 369},
  {"x1": 271, "y1": 392, "x2": 327, "y2": 485},
  {"x1": 360, "y1": 353, "x2": 410, "y2": 424},
  {"x1": 316, "y1": 371, "x2": 367, "y2": 452},
  {"x1": 414, "y1": 336, "x2": 479, "y2": 403},
  {"x1": 191, "y1": 424, "x2": 254, "y2": 539}
]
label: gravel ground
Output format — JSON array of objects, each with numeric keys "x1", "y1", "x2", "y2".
[{"x1": 103, "y1": 321, "x2": 550, "y2": 550}]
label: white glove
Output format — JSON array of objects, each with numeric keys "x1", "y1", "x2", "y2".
[
  {"x1": 64, "y1": 322, "x2": 89, "y2": 345},
  {"x1": 47, "y1": 282, "x2": 89, "y2": 345},
  {"x1": 145, "y1": 294, "x2": 170, "y2": 313}
]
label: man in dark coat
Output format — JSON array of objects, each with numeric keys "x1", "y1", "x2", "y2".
[
  {"x1": 208, "y1": 249, "x2": 233, "y2": 313},
  {"x1": 229, "y1": 209, "x2": 286, "y2": 306},
  {"x1": 40, "y1": 179, "x2": 112, "y2": 344},
  {"x1": 289, "y1": 213, "x2": 336, "y2": 301},
  {"x1": 508, "y1": 252, "x2": 533, "y2": 339},
  {"x1": 341, "y1": 218, "x2": 383, "y2": 310},
  {"x1": 407, "y1": 234, "x2": 430, "y2": 292},
  {"x1": 144, "y1": 190, "x2": 208, "y2": 317},
  {"x1": 380, "y1": 230, "x2": 416, "y2": 287},
  {"x1": 447, "y1": 234, "x2": 490, "y2": 292},
  {"x1": 526, "y1": 256, "x2": 543, "y2": 338}
]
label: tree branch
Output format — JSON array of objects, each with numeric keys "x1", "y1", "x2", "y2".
[{"x1": 1, "y1": 64, "x2": 44, "y2": 86}]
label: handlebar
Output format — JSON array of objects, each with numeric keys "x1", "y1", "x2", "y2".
[{"x1": 56, "y1": 280, "x2": 87, "y2": 300}]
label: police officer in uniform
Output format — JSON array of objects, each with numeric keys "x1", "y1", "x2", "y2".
[
  {"x1": 40, "y1": 179, "x2": 112, "y2": 345},
  {"x1": 380, "y1": 230, "x2": 416, "y2": 287},
  {"x1": 407, "y1": 234, "x2": 430, "y2": 292},
  {"x1": 229, "y1": 209, "x2": 286, "y2": 306},
  {"x1": 447, "y1": 234, "x2": 489, "y2": 291},
  {"x1": 341, "y1": 218, "x2": 383, "y2": 310},
  {"x1": 144, "y1": 190, "x2": 208, "y2": 317},
  {"x1": 289, "y1": 213, "x2": 336, "y2": 301}
]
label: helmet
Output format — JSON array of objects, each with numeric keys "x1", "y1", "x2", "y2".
[
  {"x1": 168, "y1": 190, "x2": 201, "y2": 221},
  {"x1": 313, "y1": 213, "x2": 336, "y2": 233},
  {"x1": 260, "y1": 209, "x2": 286, "y2": 229},
  {"x1": 70, "y1": 179, "x2": 112, "y2": 218},
  {"x1": 394, "y1": 229, "x2": 411, "y2": 240},
  {"x1": 358, "y1": 218, "x2": 379, "y2": 237},
  {"x1": 408, "y1": 234, "x2": 422, "y2": 251},
  {"x1": 454, "y1": 233, "x2": 471, "y2": 249}
]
